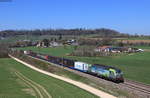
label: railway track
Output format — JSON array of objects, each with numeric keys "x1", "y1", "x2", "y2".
[
  {"x1": 23, "y1": 54, "x2": 150, "y2": 98},
  {"x1": 121, "y1": 79, "x2": 150, "y2": 96}
]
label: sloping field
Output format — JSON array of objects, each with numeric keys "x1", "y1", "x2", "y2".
[{"x1": 0, "y1": 58, "x2": 98, "y2": 98}]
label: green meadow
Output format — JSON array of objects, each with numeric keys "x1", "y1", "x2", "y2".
[{"x1": 0, "y1": 58, "x2": 98, "y2": 98}]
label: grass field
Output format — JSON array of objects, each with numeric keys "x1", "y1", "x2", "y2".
[
  {"x1": 17, "y1": 46, "x2": 150, "y2": 84},
  {"x1": 17, "y1": 46, "x2": 75, "y2": 57},
  {"x1": 0, "y1": 58, "x2": 98, "y2": 98}
]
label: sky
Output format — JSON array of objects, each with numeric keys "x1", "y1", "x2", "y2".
[{"x1": 0, "y1": 0, "x2": 150, "y2": 35}]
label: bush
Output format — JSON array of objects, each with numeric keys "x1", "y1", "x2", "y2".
[{"x1": 0, "y1": 43, "x2": 9, "y2": 58}]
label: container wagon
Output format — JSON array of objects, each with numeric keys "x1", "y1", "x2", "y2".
[{"x1": 74, "y1": 62, "x2": 91, "y2": 72}]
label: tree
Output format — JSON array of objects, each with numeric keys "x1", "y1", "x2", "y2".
[
  {"x1": 100, "y1": 37, "x2": 114, "y2": 46},
  {"x1": 73, "y1": 45, "x2": 78, "y2": 50},
  {"x1": 54, "y1": 38, "x2": 57, "y2": 42},
  {"x1": 0, "y1": 43, "x2": 9, "y2": 58},
  {"x1": 118, "y1": 42, "x2": 124, "y2": 47},
  {"x1": 42, "y1": 39, "x2": 49, "y2": 47},
  {"x1": 58, "y1": 34, "x2": 62, "y2": 40},
  {"x1": 50, "y1": 38, "x2": 54, "y2": 41}
]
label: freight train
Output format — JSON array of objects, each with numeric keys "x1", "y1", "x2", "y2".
[{"x1": 24, "y1": 50, "x2": 124, "y2": 83}]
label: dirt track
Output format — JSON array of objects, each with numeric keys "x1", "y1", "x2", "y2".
[
  {"x1": 14, "y1": 70, "x2": 52, "y2": 98},
  {"x1": 9, "y1": 55, "x2": 116, "y2": 98}
]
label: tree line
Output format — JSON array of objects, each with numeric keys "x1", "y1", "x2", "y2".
[{"x1": 0, "y1": 28, "x2": 128, "y2": 37}]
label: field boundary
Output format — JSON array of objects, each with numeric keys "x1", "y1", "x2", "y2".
[{"x1": 9, "y1": 54, "x2": 116, "y2": 98}]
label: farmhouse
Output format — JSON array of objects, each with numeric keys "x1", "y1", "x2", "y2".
[
  {"x1": 94, "y1": 46, "x2": 112, "y2": 52},
  {"x1": 65, "y1": 39, "x2": 79, "y2": 45},
  {"x1": 50, "y1": 41, "x2": 62, "y2": 47},
  {"x1": 37, "y1": 40, "x2": 62, "y2": 48},
  {"x1": 37, "y1": 41, "x2": 46, "y2": 47},
  {"x1": 94, "y1": 46, "x2": 144, "y2": 53}
]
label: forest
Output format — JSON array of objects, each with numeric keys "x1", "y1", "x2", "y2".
[{"x1": 0, "y1": 28, "x2": 129, "y2": 37}]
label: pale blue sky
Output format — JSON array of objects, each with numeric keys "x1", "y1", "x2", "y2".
[{"x1": 0, "y1": 0, "x2": 150, "y2": 35}]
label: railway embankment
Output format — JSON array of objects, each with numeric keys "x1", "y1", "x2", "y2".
[
  {"x1": 9, "y1": 54, "x2": 116, "y2": 98},
  {"x1": 9, "y1": 53, "x2": 150, "y2": 98}
]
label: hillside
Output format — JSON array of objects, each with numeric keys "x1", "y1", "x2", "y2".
[{"x1": 0, "y1": 58, "x2": 98, "y2": 98}]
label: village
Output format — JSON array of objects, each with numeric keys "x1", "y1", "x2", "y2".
[{"x1": 13, "y1": 38, "x2": 144, "y2": 57}]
